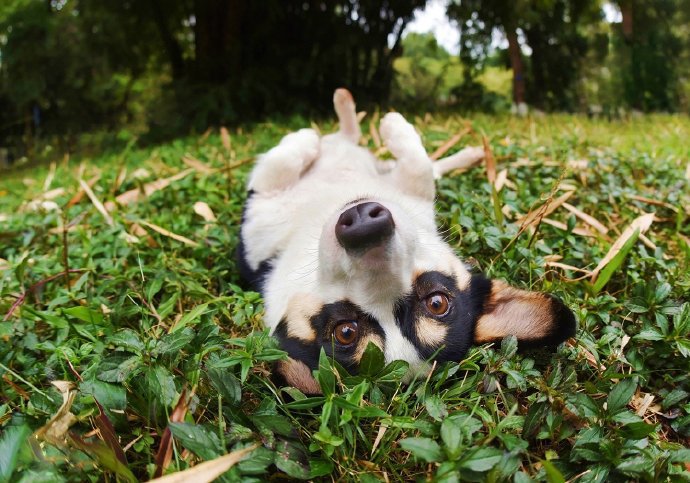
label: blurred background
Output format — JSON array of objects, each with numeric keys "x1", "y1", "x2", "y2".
[{"x1": 1, "y1": 0, "x2": 689, "y2": 163}]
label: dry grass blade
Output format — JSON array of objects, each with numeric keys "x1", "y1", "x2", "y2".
[
  {"x1": 494, "y1": 169, "x2": 508, "y2": 192},
  {"x1": 541, "y1": 217, "x2": 595, "y2": 237},
  {"x1": 193, "y1": 202, "x2": 217, "y2": 224},
  {"x1": 626, "y1": 194, "x2": 679, "y2": 212},
  {"x1": 79, "y1": 179, "x2": 114, "y2": 226},
  {"x1": 66, "y1": 175, "x2": 100, "y2": 208},
  {"x1": 429, "y1": 127, "x2": 470, "y2": 160},
  {"x1": 149, "y1": 444, "x2": 259, "y2": 483},
  {"x1": 518, "y1": 191, "x2": 575, "y2": 230},
  {"x1": 590, "y1": 212, "x2": 655, "y2": 281},
  {"x1": 182, "y1": 156, "x2": 213, "y2": 174},
  {"x1": 105, "y1": 169, "x2": 195, "y2": 211},
  {"x1": 139, "y1": 220, "x2": 199, "y2": 247},
  {"x1": 93, "y1": 400, "x2": 127, "y2": 465},
  {"x1": 482, "y1": 136, "x2": 496, "y2": 185},
  {"x1": 33, "y1": 381, "x2": 78, "y2": 445},
  {"x1": 220, "y1": 127, "x2": 232, "y2": 155},
  {"x1": 371, "y1": 424, "x2": 388, "y2": 457},
  {"x1": 562, "y1": 202, "x2": 608, "y2": 234},
  {"x1": 356, "y1": 111, "x2": 367, "y2": 122},
  {"x1": 545, "y1": 261, "x2": 592, "y2": 275},
  {"x1": 153, "y1": 388, "x2": 191, "y2": 478}
]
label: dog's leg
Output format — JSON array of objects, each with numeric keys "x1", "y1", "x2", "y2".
[
  {"x1": 380, "y1": 112, "x2": 434, "y2": 200},
  {"x1": 333, "y1": 88, "x2": 360, "y2": 144},
  {"x1": 432, "y1": 146, "x2": 485, "y2": 179},
  {"x1": 248, "y1": 129, "x2": 320, "y2": 192}
]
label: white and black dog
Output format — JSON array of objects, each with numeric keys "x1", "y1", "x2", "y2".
[{"x1": 237, "y1": 89, "x2": 575, "y2": 394}]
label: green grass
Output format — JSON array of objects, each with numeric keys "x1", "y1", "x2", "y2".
[{"x1": 1, "y1": 113, "x2": 689, "y2": 482}]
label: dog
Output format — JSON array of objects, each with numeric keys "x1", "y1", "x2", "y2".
[{"x1": 237, "y1": 89, "x2": 576, "y2": 394}]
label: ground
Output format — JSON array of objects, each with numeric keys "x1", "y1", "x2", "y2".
[{"x1": 0, "y1": 113, "x2": 689, "y2": 482}]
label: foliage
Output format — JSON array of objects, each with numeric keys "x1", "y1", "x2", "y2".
[
  {"x1": 1, "y1": 113, "x2": 690, "y2": 481},
  {"x1": 0, "y1": 0, "x2": 425, "y2": 148}
]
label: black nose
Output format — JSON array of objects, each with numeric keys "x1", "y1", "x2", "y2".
[{"x1": 335, "y1": 202, "x2": 395, "y2": 251}]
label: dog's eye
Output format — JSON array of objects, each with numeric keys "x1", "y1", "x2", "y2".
[
  {"x1": 333, "y1": 321, "x2": 358, "y2": 346},
  {"x1": 425, "y1": 293, "x2": 450, "y2": 316}
]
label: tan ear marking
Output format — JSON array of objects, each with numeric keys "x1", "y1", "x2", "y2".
[
  {"x1": 474, "y1": 281, "x2": 555, "y2": 343},
  {"x1": 415, "y1": 316, "x2": 448, "y2": 348},
  {"x1": 274, "y1": 358, "x2": 322, "y2": 395},
  {"x1": 285, "y1": 293, "x2": 322, "y2": 342}
]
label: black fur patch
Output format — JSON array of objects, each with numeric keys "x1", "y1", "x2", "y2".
[
  {"x1": 236, "y1": 190, "x2": 274, "y2": 293},
  {"x1": 394, "y1": 272, "x2": 492, "y2": 362},
  {"x1": 273, "y1": 300, "x2": 386, "y2": 373}
]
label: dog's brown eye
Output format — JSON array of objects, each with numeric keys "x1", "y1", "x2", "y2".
[
  {"x1": 333, "y1": 321, "x2": 358, "y2": 346},
  {"x1": 425, "y1": 293, "x2": 450, "y2": 316}
]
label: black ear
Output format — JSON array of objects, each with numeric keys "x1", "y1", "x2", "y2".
[{"x1": 473, "y1": 280, "x2": 576, "y2": 348}]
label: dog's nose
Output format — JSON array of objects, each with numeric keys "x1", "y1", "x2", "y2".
[{"x1": 335, "y1": 202, "x2": 394, "y2": 251}]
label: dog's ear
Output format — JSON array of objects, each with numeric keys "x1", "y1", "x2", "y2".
[
  {"x1": 473, "y1": 280, "x2": 576, "y2": 348},
  {"x1": 273, "y1": 358, "x2": 322, "y2": 396}
]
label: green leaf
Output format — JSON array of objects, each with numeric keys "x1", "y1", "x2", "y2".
[
  {"x1": 0, "y1": 425, "x2": 31, "y2": 482},
  {"x1": 145, "y1": 365, "x2": 177, "y2": 407},
  {"x1": 207, "y1": 367, "x2": 242, "y2": 405},
  {"x1": 541, "y1": 459, "x2": 565, "y2": 483},
  {"x1": 154, "y1": 328, "x2": 195, "y2": 356},
  {"x1": 500, "y1": 335, "x2": 518, "y2": 358},
  {"x1": 607, "y1": 377, "x2": 637, "y2": 415},
  {"x1": 399, "y1": 437, "x2": 443, "y2": 462},
  {"x1": 440, "y1": 418, "x2": 463, "y2": 458},
  {"x1": 620, "y1": 421, "x2": 658, "y2": 439},
  {"x1": 359, "y1": 342, "x2": 385, "y2": 377},
  {"x1": 169, "y1": 422, "x2": 223, "y2": 460},
  {"x1": 592, "y1": 228, "x2": 640, "y2": 294},
  {"x1": 316, "y1": 350, "x2": 336, "y2": 397},
  {"x1": 425, "y1": 395, "x2": 448, "y2": 421},
  {"x1": 109, "y1": 329, "x2": 144, "y2": 354},
  {"x1": 376, "y1": 359, "x2": 409, "y2": 383},
  {"x1": 458, "y1": 447, "x2": 503, "y2": 472},
  {"x1": 97, "y1": 354, "x2": 142, "y2": 383},
  {"x1": 237, "y1": 446, "x2": 274, "y2": 475},
  {"x1": 62, "y1": 306, "x2": 104, "y2": 324},
  {"x1": 274, "y1": 440, "x2": 310, "y2": 479},
  {"x1": 170, "y1": 303, "x2": 210, "y2": 332}
]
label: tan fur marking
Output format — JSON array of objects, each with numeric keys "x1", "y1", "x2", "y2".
[
  {"x1": 449, "y1": 256, "x2": 472, "y2": 290},
  {"x1": 275, "y1": 358, "x2": 322, "y2": 395},
  {"x1": 285, "y1": 293, "x2": 322, "y2": 342},
  {"x1": 415, "y1": 316, "x2": 448, "y2": 347},
  {"x1": 474, "y1": 281, "x2": 553, "y2": 343},
  {"x1": 353, "y1": 334, "x2": 385, "y2": 362}
]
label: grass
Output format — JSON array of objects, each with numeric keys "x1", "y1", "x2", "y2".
[{"x1": 1, "y1": 113, "x2": 689, "y2": 482}]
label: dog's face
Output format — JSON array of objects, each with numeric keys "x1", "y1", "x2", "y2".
[{"x1": 239, "y1": 89, "x2": 576, "y2": 394}]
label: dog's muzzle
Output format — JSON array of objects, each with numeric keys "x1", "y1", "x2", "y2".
[{"x1": 335, "y1": 202, "x2": 394, "y2": 252}]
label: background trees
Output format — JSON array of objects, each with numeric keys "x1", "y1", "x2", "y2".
[{"x1": 1, "y1": 0, "x2": 689, "y2": 155}]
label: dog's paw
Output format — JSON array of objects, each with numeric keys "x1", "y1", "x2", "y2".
[
  {"x1": 249, "y1": 128, "x2": 320, "y2": 192},
  {"x1": 379, "y1": 112, "x2": 426, "y2": 160}
]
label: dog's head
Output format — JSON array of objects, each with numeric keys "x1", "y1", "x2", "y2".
[
  {"x1": 243, "y1": 89, "x2": 576, "y2": 394},
  {"x1": 272, "y1": 195, "x2": 576, "y2": 393}
]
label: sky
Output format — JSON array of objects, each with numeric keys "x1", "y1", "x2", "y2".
[{"x1": 403, "y1": 1, "x2": 623, "y2": 56}]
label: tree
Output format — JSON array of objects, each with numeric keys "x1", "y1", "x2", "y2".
[{"x1": 447, "y1": 0, "x2": 602, "y2": 110}]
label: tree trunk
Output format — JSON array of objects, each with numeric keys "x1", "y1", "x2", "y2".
[
  {"x1": 619, "y1": 0, "x2": 633, "y2": 41},
  {"x1": 149, "y1": 0, "x2": 185, "y2": 79},
  {"x1": 193, "y1": 0, "x2": 244, "y2": 84},
  {"x1": 506, "y1": 28, "x2": 526, "y2": 106}
]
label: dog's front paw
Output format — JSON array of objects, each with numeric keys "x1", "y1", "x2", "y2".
[
  {"x1": 380, "y1": 112, "x2": 426, "y2": 161},
  {"x1": 248, "y1": 128, "x2": 320, "y2": 192}
]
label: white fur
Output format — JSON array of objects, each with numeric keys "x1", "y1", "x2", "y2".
[{"x1": 242, "y1": 109, "x2": 481, "y2": 372}]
